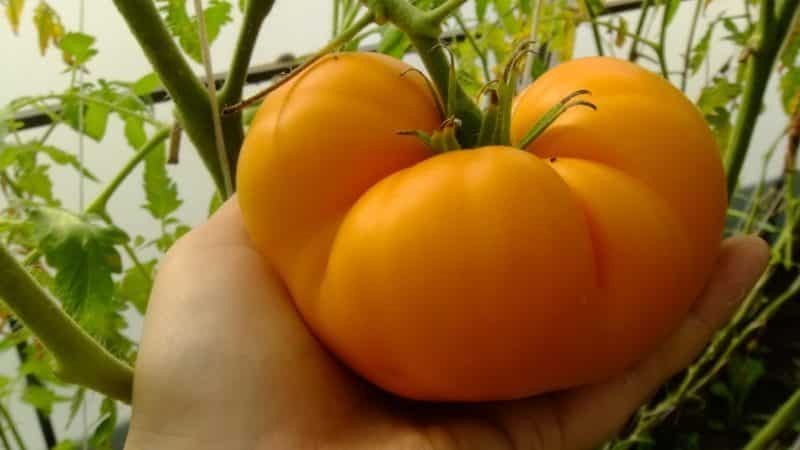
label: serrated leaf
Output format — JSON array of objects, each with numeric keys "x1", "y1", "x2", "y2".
[
  {"x1": 28, "y1": 207, "x2": 128, "y2": 323},
  {"x1": 706, "y1": 106, "x2": 732, "y2": 151},
  {"x1": 689, "y1": 22, "x2": 716, "y2": 75},
  {"x1": 143, "y1": 142, "x2": 182, "y2": 219},
  {"x1": 33, "y1": 2, "x2": 64, "y2": 55},
  {"x1": 17, "y1": 163, "x2": 55, "y2": 202},
  {"x1": 0, "y1": 142, "x2": 97, "y2": 180},
  {"x1": 132, "y1": 72, "x2": 162, "y2": 96},
  {"x1": 377, "y1": 25, "x2": 411, "y2": 58},
  {"x1": 157, "y1": 0, "x2": 232, "y2": 63},
  {"x1": 116, "y1": 260, "x2": 155, "y2": 314},
  {"x1": 124, "y1": 116, "x2": 147, "y2": 149},
  {"x1": 781, "y1": 66, "x2": 800, "y2": 114},
  {"x1": 58, "y1": 32, "x2": 97, "y2": 65},
  {"x1": 21, "y1": 385, "x2": 68, "y2": 415},
  {"x1": 153, "y1": 224, "x2": 190, "y2": 252},
  {"x1": 697, "y1": 77, "x2": 741, "y2": 115},
  {"x1": 6, "y1": 0, "x2": 24, "y2": 34}
]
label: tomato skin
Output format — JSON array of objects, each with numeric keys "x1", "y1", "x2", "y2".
[{"x1": 237, "y1": 54, "x2": 727, "y2": 401}]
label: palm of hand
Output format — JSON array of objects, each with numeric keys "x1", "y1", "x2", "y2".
[{"x1": 124, "y1": 198, "x2": 768, "y2": 450}]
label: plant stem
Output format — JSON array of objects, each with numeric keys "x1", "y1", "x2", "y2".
[
  {"x1": 0, "y1": 399, "x2": 26, "y2": 450},
  {"x1": 744, "y1": 387, "x2": 800, "y2": 450},
  {"x1": 219, "y1": 0, "x2": 276, "y2": 109},
  {"x1": 594, "y1": 20, "x2": 661, "y2": 51},
  {"x1": 9, "y1": 322, "x2": 54, "y2": 450},
  {"x1": 408, "y1": 33, "x2": 482, "y2": 145},
  {"x1": 0, "y1": 422, "x2": 10, "y2": 450},
  {"x1": 724, "y1": 0, "x2": 799, "y2": 197},
  {"x1": 629, "y1": 0, "x2": 652, "y2": 61},
  {"x1": 85, "y1": 127, "x2": 170, "y2": 216},
  {"x1": 583, "y1": 0, "x2": 605, "y2": 56},
  {"x1": 453, "y1": 12, "x2": 491, "y2": 82},
  {"x1": 0, "y1": 245, "x2": 133, "y2": 403},
  {"x1": 681, "y1": 0, "x2": 703, "y2": 91},
  {"x1": 427, "y1": 0, "x2": 465, "y2": 24},
  {"x1": 111, "y1": 0, "x2": 228, "y2": 194},
  {"x1": 193, "y1": 0, "x2": 233, "y2": 199}
]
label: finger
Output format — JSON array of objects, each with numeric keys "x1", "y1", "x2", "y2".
[
  {"x1": 552, "y1": 234, "x2": 770, "y2": 450},
  {"x1": 176, "y1": 194, "x2": 254, "y2": 250}
]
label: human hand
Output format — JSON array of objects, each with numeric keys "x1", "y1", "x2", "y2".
[{"x1": 124, "y1": 197, "x2": 769, "y2": 450}]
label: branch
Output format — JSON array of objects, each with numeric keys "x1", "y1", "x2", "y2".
[
  {"x1": 111, "y1": 0, "x2": 225, "y2": 194},
  {"x1": 628, "y1": 0, "x2": 652, "y2": 61},
  {"x1": 680, "y1": 0, "x2": 703, "y2": 91},
  {"x1": 453, "y1": 12, "x2": 491, "y2": 82},
  {"x1": 0, "y1": 244, "x2": 133, "y2": 403},
  {"x1": 85, "y1": 127, "x2": 170, "y2": 217},
  {"x1": 583, "y1": 0, "x2": 605, "y2": 56},
  {"x1": 724, "y1": 0, "x2": 799, "y2": 196},
  {"x1": 743, "y1": 382, "x2": 800, "y2": 449},
  {"x1": 219, "y1": 0, "x2": 277, "y2": 107}
]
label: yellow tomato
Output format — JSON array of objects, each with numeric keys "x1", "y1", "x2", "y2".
[{"x1": 237, "y1": 54, "x2": 727, "y2": 401}]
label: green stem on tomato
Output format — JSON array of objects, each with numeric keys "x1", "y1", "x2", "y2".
[
  {"x1": 407, "y1": 33, "x2": 482, "y2": 146},
  {"x1": 656, "y1": 2, "x2": 671, "y2": 79},
  {"x1": 0, "y1": 245, "x2": 133, "y2": 403},
  {"x1": 744, "y1": 387, "x2": 800, "y2": 450},
  {"x1": 628, "y1": 0, "x2": 652, "y2": 61},
  {"x1": 680, "y1": 0, "x2": 703, "y2": 91},
  {"x1": 85, "y1": 127, "x2": 170, "y2": 217},
  {"x1": 724, "y1": 0, "x2": 799, "y2": 197},
  {"x1": 111, "y1": 0, "x2": 233, "y2": 195}
]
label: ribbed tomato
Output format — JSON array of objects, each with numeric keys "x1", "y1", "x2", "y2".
[{"x1": 236, "y1": 53, "x2": 726, "y2": 401}]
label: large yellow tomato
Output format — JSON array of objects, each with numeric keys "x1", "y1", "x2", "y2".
[{"x1": 237, "y1": 53, "x2": 727, "y2": 401}]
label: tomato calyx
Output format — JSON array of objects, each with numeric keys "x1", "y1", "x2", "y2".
[
  {"x1": 515, "y1": 89, "x2": 597, "y2": 149},
  {"x1": 399, "y1": 117, "x2": 462, "y2": 153}
]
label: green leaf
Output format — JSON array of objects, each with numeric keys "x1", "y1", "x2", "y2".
[
  {"x1": 615, "y1": 17, "x2": 628, "y2": 48},
  {"x1": 17, "y1": 163, "x2": 55, "y2": 203},
  {"x1": 663, "y1": 0, "x2": 680, "y2": 27},
  {"x1": 377, "y1": 25, "x2": 411, "y2": 58},
  {"x1": 58, "y1": 32, "x2": 98, "y2": 65},
  {"x1": 52, "y1": 441, "x2": 79, "y2": 450},
  {"x1": 132, "y1": 72, "x2": 163, "y2": 96},
  {"x1": 157, "y1": 0, "x2": 233, "y2": 63},
  {"x1": 5, "y1": 0, "x2": 24, "y2": 33},
  {"x1": 493, "y1": 0, "x2": 519, "y2": 34},
  {"x1": 124, "y1": 116, "x2": 147, "y2": 149},
  {"x1": 781, "y1": 20, "x2": 800, "y2": 67},
  {"x1": 28, "y1": 207, "x2": 128, "y2": 320},
  {"x1": 66, "y1": 387, "x2": 85, "y2": 429},
  {"x1": 697, "y1": 77, "x2": 741, "y2": 115},
  {"x1": 689, "y1": 21, "x2": 716, "y2": 75},
  {"x1": 85, "y1": 102, "x2": 111, "y2": 140},
  {"x1": 208, "y1": 190, "x2": 222, "y2": 216},
  {"x1": 153, "y1": 224, "x2": 190, "y2": 252},
  {"x1": 706, "y1": 106, "x2": 732, "y2": 151},
  {"x1": 475, "y1": 0, "x2": 489, "y2": 20},
  {"x1": 21, "y1": 384, "x2": 68, "y2": 415},
  {"x1": 33, "y1": 2, "x2": 64, "y2": 55},
  {"x1": 142, "y1": 142, "x2": 182, "y2": 219},
  {"x1": 0, "y1": 142, "x2": 98, "y2": 180},
  {"x1": 89, "y1": 397, "x2": 117, "y2": 450},
  {"x1": 781, "y1": 66, "x2": 800, "y2": 114},
  {"x1": 116, "y1": 260, "x2": 155, "y2": 314}
]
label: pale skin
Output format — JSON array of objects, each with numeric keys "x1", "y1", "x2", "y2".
[{"x1": 124, "y1": 196, "x2": 770, "y2": 450}]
